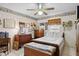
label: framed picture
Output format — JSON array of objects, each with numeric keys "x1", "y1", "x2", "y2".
[
  {"x1": 4, "y1": 18, "x2": 15, "y2": 28},
  {"x1": 40, "y1": 23, "x2": 44, "y2": 26},
  {"x1": 40, "y1": 22, "x2": 48, "y2": 30},
  {"x1": 0, "y1": 19, "x2": 3, "y2": 28}
]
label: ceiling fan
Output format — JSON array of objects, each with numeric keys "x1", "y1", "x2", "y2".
[{"x1": 26, "y1": 3, "x2": 55, "y2": 15}]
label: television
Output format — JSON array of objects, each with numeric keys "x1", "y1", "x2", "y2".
[{"x1": 77, "y1": 6, "x2": 79, "y2": 19}]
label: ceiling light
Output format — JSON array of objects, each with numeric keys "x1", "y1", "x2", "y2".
[{"x1": 37, "y1": 11, "x2": 43, "y2": 15}]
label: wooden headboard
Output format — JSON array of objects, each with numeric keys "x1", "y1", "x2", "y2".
[{"x1": 48, "y1": 18, "x2": 61, "y2": 25}]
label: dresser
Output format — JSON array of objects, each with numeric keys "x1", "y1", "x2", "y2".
[
  {"x1": 34, "y1": 29, "x2": 44, "y2": 38},
  {"x1": 13, "y1": 34, "x2": 32, "y2": 50}
]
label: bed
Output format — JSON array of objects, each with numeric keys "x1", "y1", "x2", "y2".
[
  {"x1": 32, "y1": 36, "x2": 64, "y2": 56},
  {"x1": 31, "y1": 18, "x2": 65, "y2": 56},
  {"x1": 24, "y1": 18, "x2": 65, "y2": 56}
]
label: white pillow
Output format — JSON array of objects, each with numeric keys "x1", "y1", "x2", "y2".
[
  {"x1": 48, "y1": 25, "x2": 62, "y2": 30},
  {"x1": 45, "y1": 25, "x2": 63, "y2": 38},
  {"x1": 46, "y1": 30, "x2": 63, "y2": 38}
]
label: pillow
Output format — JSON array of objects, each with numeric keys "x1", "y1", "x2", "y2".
[
  {"x1": 45, "y1": 30, "x2": 63, "y2": 38},
  {"x1": 45, "y1": 25, "x2": 64, "y2": 38},
  {"x1": 48, "y1": 25, "x2": 62, "y2": 30}
]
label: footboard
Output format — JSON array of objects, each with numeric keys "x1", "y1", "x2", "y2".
[
  {"x1": 24, "y1": 42, "x2": 56, "y2": 56},
  {"x1": 24, "y1": 47, "x2": 52, "y2": 56}
]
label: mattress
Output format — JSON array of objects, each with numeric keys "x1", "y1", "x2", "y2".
[
  {"x1": 32, "y1": 36, "x2": 64, "y2": 46},
  {"x1": 32, "y1": 36, "x2": 64, "y2": 55}
]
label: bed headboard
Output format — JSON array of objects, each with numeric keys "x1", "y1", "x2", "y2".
[
  {"x1": 47, "y1": 18, "x2": 65, "y2": 39},
  {"x1": 48, "y1": 18, "x2": 61, "y2": 25}
]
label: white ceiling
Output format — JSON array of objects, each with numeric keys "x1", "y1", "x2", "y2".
[{"x1": 0, "y1": 3, "x2": 79, "y2": 19}]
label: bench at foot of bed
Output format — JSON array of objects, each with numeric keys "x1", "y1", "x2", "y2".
[{"x1": 24, "y1": 42, "x2": 56, "y2": 56}]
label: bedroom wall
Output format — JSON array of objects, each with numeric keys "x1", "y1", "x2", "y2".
[
  {"x1": 0, "y1": 11, "x2": 36, "y2": 49},
  {"x1": 37, "y1": 14, "x2": 76, "y2": 48}
]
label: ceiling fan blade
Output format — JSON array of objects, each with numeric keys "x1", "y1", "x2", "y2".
[
  {"x1": 44, "y1": 8, "x2": 54, "y2": 10},
  {"x1": 43, "y1": 11, "x2": 47, "y2": 15},
  {"x1": 26, "y1": 9, "x2": 37, "y2": 11}
]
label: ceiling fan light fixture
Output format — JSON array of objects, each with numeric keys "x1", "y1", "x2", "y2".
[
  {"x1": 37, "y1": 11, "x2": 43, "y2": 15},
  {"x1": 26, "y1": 3, "x2": 55, "y2": 16}
]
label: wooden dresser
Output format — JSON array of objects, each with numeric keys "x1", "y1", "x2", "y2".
[
  {"x1": 13, "y1": 34, "x2": 32, "y2": 50},
  {"x1": 34, "y1": 29, "x2": 44, "y2": 38}
]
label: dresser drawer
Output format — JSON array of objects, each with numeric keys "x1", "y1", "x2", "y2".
[{"x1": 20, "y1": 34, "x2": 32, "y2": 43}]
